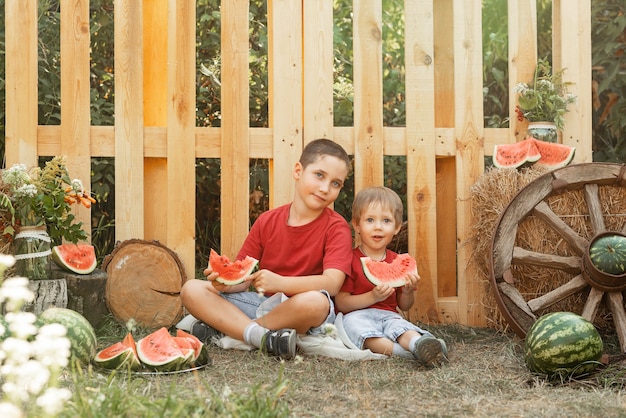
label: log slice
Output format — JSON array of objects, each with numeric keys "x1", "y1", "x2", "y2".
[{"x1": 102, "y1": 239, "x2": 187, "y2": 328}]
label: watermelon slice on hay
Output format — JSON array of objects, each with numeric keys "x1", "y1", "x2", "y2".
[
  {"x1": 361, "y1": 253, "x2": 417, "y2": 288},
  {"x1": 209, "y1": 249, "x2": 258, "y2": 285},
  {"x1": 492, "y1": 137, "x2": 575, "y2": 170}
]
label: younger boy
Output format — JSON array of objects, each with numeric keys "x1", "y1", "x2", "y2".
[
  {"x1": 180, "y1": 138, "x2": 353, "y2": 359},
  {"x1": 334, "y1": 186, "x2": 448, "y2": 366}
]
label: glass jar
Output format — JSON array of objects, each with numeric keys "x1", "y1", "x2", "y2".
[
  {"x1": 14, "y1": 226, "x2": 52, "y2": 280},
  {"x1": 527, "y1": 122, "x2": 558, "y2": 143}
]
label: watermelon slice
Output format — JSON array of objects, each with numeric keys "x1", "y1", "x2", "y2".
[
  {"x1": 175, "y1": 329, "x2": 211, "y2": 367},
  {"x1": 93, "y1": 332, "x2": 141, "y2": 370},
  {"x1": 532, "y1": 139, "x2": 576, "y2": 169},
  {"x1": 136, "y1": 327, "x2": 188, "y2": 372},
  {"x1": 51, "y1": 244, "x2": 97, "y2": 274},
  {"x1": 361, "y1": 254, "x2": 417, "y2": 288},
  {"x1": 208, "y1": 249, "x2": 258, "y2": 285},
  {"x1": 492, "y1": 137, "x2": 541, "y2": 169}
]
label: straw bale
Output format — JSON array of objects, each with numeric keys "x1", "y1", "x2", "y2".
[{"x1": 469, "y1": 165, "x2": 626, "y2": 333}]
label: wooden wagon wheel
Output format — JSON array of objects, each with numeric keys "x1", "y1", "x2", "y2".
[{"x1": 489, "y1": 162, "x2": 626, "y2": 352}]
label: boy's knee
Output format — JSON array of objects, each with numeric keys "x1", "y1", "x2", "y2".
[{"x1": 297, "y1": 290, "x2": 330, "y2": 315}]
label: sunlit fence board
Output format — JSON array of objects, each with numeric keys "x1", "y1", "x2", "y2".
[
  {"x1": 3, "y1": 0, "x2": 594, "y2": 327},
  {"x1": 60, "y1": 0, "x2": 92, "y2": 240}
]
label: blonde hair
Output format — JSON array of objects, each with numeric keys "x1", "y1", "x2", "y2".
[{"x1": 352, "y1": 186, "x2": 403, "y2": 225}]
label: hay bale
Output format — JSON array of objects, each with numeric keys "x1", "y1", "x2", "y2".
[{"x1": 469, "y1": 165, "x2": 626, "y2": 333}]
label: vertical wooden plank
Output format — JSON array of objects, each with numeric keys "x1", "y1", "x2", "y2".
[
  {"x1": 434, "y1": 0, "x2": 454, "y2": 129},
  {"x1": 115, "y1": 0, "x2": 144, "y2": 239},
  {"x1": 553, "y1": 0, "x2": 592, "y2": 162},
  {"x1": 60, "y1": 0, "x2": 92, "y2": 241},
  {"x1": 453, "y1": 0, "x2": 485, "y2": 327},
  {"x1": 5, "y1": 0, "x2": 38, "y2": 168},
  {"x1": 353, "y1": 0, "x2": 383, "y2": 190},
  {"x1": 508, "y1": 0, "x2": 537, "y2": 142},
  {"x1": 268, "y1": 0, "x2": 303, "y2": 207},
  {"x1": 221, "y1": 0, "x2": 251, "y2": 257},
  {"x1": 405, "y1": 0, "x2": 440, "y2": 324},
  {"x1": 143, "y1": 0, "x2": 169, "y2": 244},
  {"x1": 436, "y1": 157, "x2": 457, "y2": 299},
  {"x1": 167, "y1": 0, "x2": 196, "y2": 275},
  {"x1": 303, "y1": 0, "x2": 334, "y2": 142}
]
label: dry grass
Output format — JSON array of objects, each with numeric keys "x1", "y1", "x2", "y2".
[{"x1": 85, "y1": 322, "x2": 626, "y2": 418}]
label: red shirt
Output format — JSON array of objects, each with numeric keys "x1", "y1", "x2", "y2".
[
  {"x1": 237, "y1": 204, "x2": 353, "y2": 287},
  {"x1": 340, "y1": 247, "x2": 400, "y2": 312}
]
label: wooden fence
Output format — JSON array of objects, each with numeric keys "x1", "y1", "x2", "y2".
[{"x1": 4, "y1": 0, "x2": 592, "y2": 327}]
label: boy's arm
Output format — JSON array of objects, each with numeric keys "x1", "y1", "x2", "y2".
[
  {"x1": 250, "y1": 267, "x2": 346, "y2": 297},
  {"x1": 335, "y1": 285, "x2": 394, "y2": 313}
]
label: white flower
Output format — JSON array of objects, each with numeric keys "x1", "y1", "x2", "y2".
[
  {"x1": 0, "y1": 402, "x2": 24, "y2": 418},
  {"x1": 32, "y1": 324, "x2": 71, "y2": 368},
  {"x1": 0, "y1": 255, "x2": 16, "y2": 268},
  {"x1": 0, "y1": 278, "x2": 35, "y2": 311},
  {"x1": 36, "y1": 387, "x2": 72, "y2": 416},
  {"x1": 2, "y1": 164, "x2": 29, "y2": 187},
  {"x1": 322, "y1": 323, "x2": 337, "y2": 338},
  {"x1": 1, "y1": 337, "x2": 34, "y2": 366},
  {"x1": 6, "y1": 311, "x2": 38, "y2": 340},
  {"x1": 14, "y1": 184, "x2": 38, "y2": 199},
  {"x1": 16, "y1": 359, "x2": 50, "y2": 395}
]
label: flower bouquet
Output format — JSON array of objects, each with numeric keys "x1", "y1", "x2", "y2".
[
  {"x1": 514, "y1": 59, "x2": 577, "y2": 131},
  {"x1": 0, "y1": 157, "x2": 95, "y2": 279}
]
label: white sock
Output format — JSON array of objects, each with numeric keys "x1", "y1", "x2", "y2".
[
  {"x1": 408, "y1": 335, "x2": 421, "y2": 354},
  {"x1": 243, "y1": 322, "x2": 269, "y2": 348},
  {"x1": 392, "y1": 343, "x2": 413, "y2": 359}
]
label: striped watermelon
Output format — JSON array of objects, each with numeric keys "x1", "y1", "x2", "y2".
[
  {"x1": 38, "y1": 307, "x2": 98, "y2": 366},
  {"x1": 524, "y1": 312, "x2": 603, "y2": 377},
  {"x1": 93, "y1": 332, "x2": 141, "y2": 370}
]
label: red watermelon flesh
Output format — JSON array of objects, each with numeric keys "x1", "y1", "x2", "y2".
[
  {"x1": 176, "y1": 329, "x2": 211, "y2": 366},
  {"x1": 136, "y1": 327, "x2": 187, "y2": 371},
  {"x1": 51, "y1": 244, "x2": 97, "y2": 274},
  {"x1": 361, "y1": 254, "x2": 417, "y2": 288},
  {"x1": 531, "y1": 139, "x2": 575, "y2": 169},
  {"x1": 93, "y1": 332, "x2": 141, "y2": 370},
  {"x1": 209, "y1": 249, "x2": 258, "y2": 285},
  {"x1": 492, "y1": 137, "x2": 541, "y2": 169}
]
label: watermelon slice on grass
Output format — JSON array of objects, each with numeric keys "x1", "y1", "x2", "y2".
[{"x1": 361, "y1": 254, "x2": 418, "y2": 288}]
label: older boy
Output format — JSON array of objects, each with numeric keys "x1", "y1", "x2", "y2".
[{"x1": 180, "y1": 139, "x2": 353, "y2": 359}]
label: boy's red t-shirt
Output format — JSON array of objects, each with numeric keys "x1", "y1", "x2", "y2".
[
  {"x1": 339, "y1": 247, "x2": 399, "y2": 313},
  {"x1": 237, "y1": 204, "x2": 353, "y2": 286}
]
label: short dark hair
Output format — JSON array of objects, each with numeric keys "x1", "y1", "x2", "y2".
[{"x1": 299, "y1": 138, "x2": 351, "y2": 171}]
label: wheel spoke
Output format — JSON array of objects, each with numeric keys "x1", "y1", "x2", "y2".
[
  {"x1": 581, "y1": 287, "x2": 604, "y2": 322},
  {"x1": 526, "y1": 275, "x2": 588, "y2": 312},
  {"x1": 532, "y1": 201, "x2": 588, "y2": 256},
  {"x1": 607, "y1": 292, "x2": 626, "y2": 353},
  {"x1": 584, "y1": 184, "x2": 606, "y2": 235},
  {"x1": 512, "y1": 246, "x2": 581, "y2": 274}
]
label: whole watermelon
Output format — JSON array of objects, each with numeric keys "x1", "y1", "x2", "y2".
[
  {"x1": 524, "y1": 311, "x2": 603, "y2": 377},
  {"x1": 38, "y1": 307, "x2": 97, "y2": 366}
]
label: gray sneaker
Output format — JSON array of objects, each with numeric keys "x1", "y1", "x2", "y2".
[
  {"x1": 412, "y1": 336, "x2": 448, "y2": 367},
  {"x1": 190, "y1": 320, "x2": 223, "y2": 345},
  {"x1": 261, "y1": 328, "x2": 297, "y2": 359}
]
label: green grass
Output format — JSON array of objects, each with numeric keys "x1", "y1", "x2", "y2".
[{"x1": 58, "y1": 318, "x2": 626, "y2": 418}]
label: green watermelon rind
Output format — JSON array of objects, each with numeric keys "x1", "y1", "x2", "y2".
[
  {"x1": 524, "y1": 312, "x2": 603, "y2": 377},
  {"x1": 51, "y1": 244, "x2": 98, "y2": 275},
  {"x1": 360, "y1": 254, "x2": 417, "y2": 288},
  {"x1": 38, "y1": 307, "x2": 97, "y2": 367},
  {"x1": 589, "y1": 235, "x2": 626, "y2": 276},
  {"x1": 94, "y1": 346, "x2": 141, "y2": 370}
]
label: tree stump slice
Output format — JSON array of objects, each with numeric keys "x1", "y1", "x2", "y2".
[
  {"x1": 102, "y1": 239, "x2": 187, "y2": 328},
  {"x1": 26, "y1": 279, "x2": 68, "y2": 315},
  {"x1": 49, "y1": 266, "x2": 109, "y2": 329}
]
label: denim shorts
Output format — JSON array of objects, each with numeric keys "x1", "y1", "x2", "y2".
[
  {"x1": 341, "y1": 308, "x2": 432, "y2": 349},
  {"x1": 221, "y1": 289, "x2": 335, "y2": 335}
]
